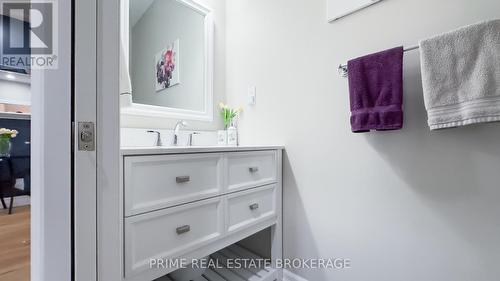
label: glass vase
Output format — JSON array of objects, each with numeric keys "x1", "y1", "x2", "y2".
[
  {"x1": 217, "y1": 130, "x2": 227, "y2": 145},
  {"x1": 227, "y1": 120, "x2": 238, "y2": 146},
  {"x1": 0, "y1": 137, "x2": 12, "y2": 157}
]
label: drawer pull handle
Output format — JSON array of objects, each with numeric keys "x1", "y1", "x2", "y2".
[
  {"x1": 249, "y1": 167, "x2": 259, "y2": 173},
  {"x1": 176, "y1": 225, "x2": 191, "y2": 235},
  {"x1": 176, "y1": 176, "x2": 190, "y2": 183},
  {"x1": 249, "y1": 203, "x2": 259, "y2": 210}
]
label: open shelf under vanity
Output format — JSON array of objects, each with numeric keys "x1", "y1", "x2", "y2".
[{"x1": 158, "y1": 243, "x2": 278, "y2": 281}]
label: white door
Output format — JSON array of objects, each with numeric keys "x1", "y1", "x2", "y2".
[
  {"x1": 73, "y1": 0, "x2": 120, "y2": 280},
  {"x1": 31, "y1": 0, "x2": 73, "y2": 280}
]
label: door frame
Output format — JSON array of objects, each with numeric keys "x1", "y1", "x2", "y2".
[
  {"x1": 73, "y1": 0, "x2": 97, "y2": 280},
  {"x1": 73, "y1": 0, "x2": 120, "y2": 280},
  {"x1": 95, "y1": 0, "x2": 121, "y2": 280},
  {"x1": 30, "y1": 0, "x2": 73, "y2": 280},
  {"x1": 73, "y1": 0, "x2": 121, "y2": 280},
  {"x1": 30, "y1": 0, "x2": 120, "y2": 279}
]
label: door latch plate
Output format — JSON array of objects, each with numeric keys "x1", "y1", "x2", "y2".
[{"x1": 78, "y1": 122, "x2": 95, "y2": 151}]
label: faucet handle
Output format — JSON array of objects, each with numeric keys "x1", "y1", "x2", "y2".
[
  {"x1": 146, "y1": 130, "x2": 162, "y2": 147},
  {"x1": 187, "y1": 132, "x2": 200, "y2": 146}
]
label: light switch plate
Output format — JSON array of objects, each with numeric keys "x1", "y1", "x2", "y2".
[{"x1": 247, "y1": 86, "x2": 256, "y2": 106}]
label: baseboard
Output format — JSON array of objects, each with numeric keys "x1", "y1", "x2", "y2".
[
  {"x1": 283, "y1": 270, "x2": 308, "y2": 281},
  {"x1": 2, "y1": 195, "x2": 30, "y2": 208}
]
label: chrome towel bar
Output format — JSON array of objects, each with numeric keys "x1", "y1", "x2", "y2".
[{"x1": 338, "y1": 45, "x2": 419, "y2": 78}]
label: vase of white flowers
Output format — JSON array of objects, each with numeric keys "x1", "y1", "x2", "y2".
[
  {"x1": 0, "y1": 128, "x2": 18, "y2": 157},
  {"x1": 227, "y1": 120, "x2": 238, "y2": 146},
  {"x1": 219, "y1": 102, "x2": 242, "y2": 129}
]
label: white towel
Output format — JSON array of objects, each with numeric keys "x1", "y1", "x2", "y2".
[{"x1": 419, "y1": 19, "x2": 500, "y2": 130}]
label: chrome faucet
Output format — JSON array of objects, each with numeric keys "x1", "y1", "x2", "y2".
[
  {"x1": 173, "y1": 120, "x2": 188, "y2": 146},
  {"x1": 147, "y1": 130, "x2": 162, "y2": 147}
]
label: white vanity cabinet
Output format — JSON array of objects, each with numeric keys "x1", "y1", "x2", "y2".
[
  {"x1": 124, "y1": 153, "x2": 225, "y2": 216},
  {"x1": 120, "y1": 146, "x2": 283, "y2": 281}
]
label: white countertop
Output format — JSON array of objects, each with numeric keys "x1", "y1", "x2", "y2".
[{"x1": 121, "y1": 145, "x2": 284, "y2": 156}]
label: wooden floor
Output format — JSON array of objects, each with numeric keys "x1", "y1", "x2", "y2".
[{"x1": 0, "y1": 206, "x2": 30, "y2": 281}]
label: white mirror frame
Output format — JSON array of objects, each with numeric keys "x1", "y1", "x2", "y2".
[{"x1": 121, "y1": 0, "x2": 214, "y2": 122}]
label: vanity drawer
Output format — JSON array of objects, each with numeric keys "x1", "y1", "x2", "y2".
[
  {"x1": 124, "y1": 198, "x2": 223, "y2": 278},
  {"x1": 226, "y1": 151, "x2": 277, "y2": 191},
  {"x1": 226, "y1": 185, "x2": 277, "y2": 233},
  {"x1": 124, "y1": 154, "x2": 223, "y2": 216}
]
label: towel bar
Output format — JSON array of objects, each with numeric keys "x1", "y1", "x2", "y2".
[{"x1": 338, "y1": 45, "x2": 419, "y2": 77}]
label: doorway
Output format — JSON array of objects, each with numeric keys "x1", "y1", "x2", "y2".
[{"x1": 0, "y1": 12, "x2": 32, "y2": 281}]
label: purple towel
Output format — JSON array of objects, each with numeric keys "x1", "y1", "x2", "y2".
[{"x1": 348, "y1": 47, "x2": 404, "y2": 133}]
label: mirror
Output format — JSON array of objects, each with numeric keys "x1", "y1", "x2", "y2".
[{"x1": 121, "y1": 0, "x2": 213, "y2": 121}]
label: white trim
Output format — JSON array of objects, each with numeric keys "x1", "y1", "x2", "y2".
[
  {"x1": 0, "y1": 112, "x2": 31, "y2": 120},
  {"x1": 2, "y1": 195, "x2": 30, "y2": 208},
  {"x1": 120, "y1": 0, "x2": 214, "y2": 122},
  {"x1": 74, "y1": 0, "x2": 98, "y2": 280},
  {"x1": 272, "y1": 150, "x2": 283, "y2": 281},
  {"x1": 97, "y1": 0, "x2": 122, "y2": 280},
  {"x1": 30, "y1": 0, "x2": 73, "y2": 279},
  {"x1": 30, "y1": 68, "x2": 45, "y2": 281},
  {"x1": 283, "y1": 270, "x2": 309, "y2": 281}
]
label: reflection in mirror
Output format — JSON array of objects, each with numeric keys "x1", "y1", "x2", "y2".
[
  {"x1": 0, "y1": 15, "x2": 31, "y2": 118},
  {"x1": 122, "y1": 0, "x2": 213, "y2": 121},
  {"x1": 0, "y1": 70, "x2": 31, "y2": 120}
]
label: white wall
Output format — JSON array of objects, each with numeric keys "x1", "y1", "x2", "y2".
[
  {"x1": 225, "y1": 1, "x2": 500, "y2": 280},
  {"x1": 0, "y1": 80, "x2": 30, "y2": 105},
  {"x1": 131, "y1": 0, "x2": 205, "y2": 111},
  {"x1": 122, "y1": 0, "x2": 225, "y2": 130}
]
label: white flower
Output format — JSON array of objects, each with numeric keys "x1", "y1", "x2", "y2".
[{"x1": 0, "y1": 128, "x2": 18, "y2": 138}]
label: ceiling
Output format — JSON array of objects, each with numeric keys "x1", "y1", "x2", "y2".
[{"x1": 129, "y1": 0, "x2": 156, "y2": 28}]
